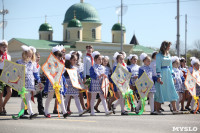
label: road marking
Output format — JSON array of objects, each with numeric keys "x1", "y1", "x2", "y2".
[
  {"x1": 53, "y1": 119, "x2": 96, "y2": 123},
  {"x1": 0, "y1": 116, "x2": 96, "y2": 123},
  {"x1": 41, "y1": 118, "x2": 96, "y2": 123}
]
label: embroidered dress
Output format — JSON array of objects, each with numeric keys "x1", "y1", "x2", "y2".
[
  {"x1": 104, "y1": 66, "x2": 111, "y2": 77},
  {"x1": 127, "y1": 64, "x2": 140, "y2": 86},
  {"x1": 44, "y1": 74, "x2": 66, "y2": 95},
  {"x1": 89, "y1": 64, "x2": 105, "y2": 94},
  {"x1": 75, "y1": 62, "x2": 84, "y2": 80},
  {"x1": 138, "y1": 65, "x2": 156, "y2": 93},
  {"x1": 180, "y1": 67, "x2": 187, "y2": 91},
  {"x1": 196, "y1": 85, "x2": 200, "y2": 96},
  {"x1": 154, "y1": 53, "x2": 178, "y2": 103},
  {"x1": 16, "y1": 59, "x2": 40, "y2": 90},
  {"x1": 173, "y1": 68, "x2": 184, "y2": 92},
  {"x1": 150, "y1": 60, "x2": 157, "y2": 77}
]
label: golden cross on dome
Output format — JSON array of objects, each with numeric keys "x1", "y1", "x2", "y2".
[
  {"x1": 74, "y1": 10, "x2": 76, "y2": 19},
  {"x1": 45, "y1": 15, "x2": 47, "y2": 23}
]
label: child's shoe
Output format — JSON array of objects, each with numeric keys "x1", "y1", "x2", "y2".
[
  {"x1": 19, "y1": 115, "x2": 29, "y2": 119},
  {"x1": 63, "y1": 113, "x2": 68, "y2": 118},
  {"x1": 90, "y1": 113, "x2": 96, "y2": 116},
  {"x1": 44, "y1": 114, "x2": 51, "y2": 118},
  {"x1": 121, "y1": 111, "x2": 128, "y2": 115},
  {"x1": 150, "y1": 111, "x2": 158, "y2": 115},
  {"x1": 111, "y1": 104, "x2": 116, "y2": 114},
  {"x1": 185, "y1": 106, "x2": 191, "y2": 111},
  {"x1": 79, "y1": 109, "x2": 88, "y2": 116},
  {"x1": 105, "y1": 111, "x2": 112, "y2": 116},
  {"x1": 29, "y1": 113, "x2": 38, "y2": 119}
]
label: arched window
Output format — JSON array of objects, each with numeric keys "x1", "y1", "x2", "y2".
[
  {"x1": 66, "y1": 30, "x2": 70, "y2": 40},
  {"x1": 112, "y1": 34, "x2": 114, "y2": 42},
  {"x1": 39, "y1": 34, "x2": 41, "y2": 40},
  {"x1": 48, "y1": 34, "x2": 51, "y2": 41},
  {"x1": 92, "y1": 29, "x2": 96, "y2": 39},
  {"x1": 78, "y1": 31, "x2": 80, "y2": 39}
]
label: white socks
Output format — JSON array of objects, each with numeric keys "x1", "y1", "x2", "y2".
[
  {"x1": 176, "y1": 92, "x2": 182, "y2": 111},
  {"x1": 44, "y1": 91, "x2": 54, "y2": 115},
  {"x1": 65, "y1": 95, "x2": 83, "y2": 114},
  {"x1": 149, "y1": 92, "x2": 154, "y2": 112},
  {"x1": 113, "y1": 92, "x2": 125, "y2": 112},
  {"x1": 90, "y1": 93, "x2": 109, "y2": 114},
  {"x1": 44, "y1": 91, "x2": 67, "y2": 115},
  {"x1": 21, "y1": 91, "x2": 33, "y2": 115}
]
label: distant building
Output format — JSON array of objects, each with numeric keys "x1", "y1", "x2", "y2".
[{"x1": 8, "y1": 0, "x2": 155, "y2": 64}]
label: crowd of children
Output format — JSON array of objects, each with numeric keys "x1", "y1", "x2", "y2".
[{"x1": 0, "y1": 39, "x2": 200, "y2": 119}]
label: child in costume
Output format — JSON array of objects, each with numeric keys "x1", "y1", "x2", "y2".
[
  {"x1": 53, "y1": 45, "x2": 65, "y2": 114},
  {"x1": 127, "y1": 54, "x2": 140, "y2": 112},
  {"x1": 171, "y1": 56, "x2": 185, "y2": 111},
  {"x1": 44, "y1": 46, "x2": 68, "y2": 118},
  {"x1": 111, "y1": 52, "x2": 131, "y2": 115},
  {"x1": 66, "y1": 51, "x2": 86, "y2": 114},
  {"x1": 64, "y1": 53, "x2": 87, "y2": 116},
  {"x1": 184, "y1": 57, "x2": 197, "y2": 111},
  {"x1": 89, "y1": 51, "x2": 112, "y2": 116},
  {"x1": 94, "y1": 56, "x2": 112, "y2": 112},
  {"x1": 16, "y1": 45, "x2": 41, "y2": 119},
  {"x1": 179, "y1": 57, "x2": 190, "y2": 111},
  {"x1": 0, "y1": 40, "x2": 12, "y2": 115},
  {"x1": 189, "y1": 58, "x2": 200, "y2": 113},
  {"x1": 136, "y1": 53, "x2": 157, "y2": 115},
  {"x1": 112, "y1": 51, "x2": 127, "y2": 68}
]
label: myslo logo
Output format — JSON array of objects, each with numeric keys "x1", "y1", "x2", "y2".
[{"x1": 172, "y1": 127, "x2": 198, "y2": 132}]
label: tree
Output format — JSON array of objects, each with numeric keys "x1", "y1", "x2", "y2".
[
  {"x1": 172, "y1": 41, "x2": 185, "y2": 56},
  {"x1": 187, "y1": 49, "x2": 200, "y2": 59},
  {"x1": 194, "y1": 40, "x2": 200, "y2": 51}
]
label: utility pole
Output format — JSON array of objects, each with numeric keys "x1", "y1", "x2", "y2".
[
  {"x1": 120, "y1": 0, "x2": 123, "y2": 52},
  {"x1": 0, "y1": 0, "x2": 9, "y2": 40},
  {"x1": 177, "y1": 0, "x2": 180, "y2": 57},
  {"x1": 185, "y1": 14, "x2": 187, "y2": 62}
]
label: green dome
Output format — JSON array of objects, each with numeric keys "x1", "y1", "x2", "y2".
[
  {"x1": 112, "y1": 23, "x2": 126, "y2": 31},
  {"x1": 68, "y1": 18, "x2": 82, "y2": 28},
  {"x1": 63, "y1": 3, "x2": 100, "y2": 23},
  {"x1": 39, "y1": 23, "x2": 53, "y2": 31}
]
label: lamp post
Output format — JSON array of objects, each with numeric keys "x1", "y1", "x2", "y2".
[
  {"x1": 177, "y1": 0, "x2": 180, "y2": 57},
  {"x1": 120, "y1": 0, "x2": 123, "y2": 52},
  {"x1": 185, "y1": 14, "x2": 187, "y2": 62}
]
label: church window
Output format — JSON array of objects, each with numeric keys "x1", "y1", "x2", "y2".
[
  {"x1": 78, "y1": 31, "x2": 80, "y2": 39},
  {"x1": 92, "y1": 29, "x2": 96, "y2": 39}
]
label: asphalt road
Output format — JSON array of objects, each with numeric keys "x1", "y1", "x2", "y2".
[{"x1": 0, "y1": 97, "x2": 199, "y2": 133}]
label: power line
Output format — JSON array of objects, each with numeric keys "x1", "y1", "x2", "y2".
[
  {"x1": 97, "y1": 0, "x2": 200, "y2": 10},
  {"x1": 5, "y1": 14, "x2": 63, "y2": 21}
]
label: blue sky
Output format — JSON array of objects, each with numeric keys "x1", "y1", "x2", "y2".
[{"x1": 1, "y1": 0, "x2": 200, "y2": 50}]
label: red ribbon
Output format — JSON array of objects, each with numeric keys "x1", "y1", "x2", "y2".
[
  {"x1": 87, "y1": 53, "x2": 94, "y2": 66},
  {"x1": 0, "y1": 51, "x2": 7, "y2": 62},
  {"x1": 36, "y1": 63, "x2": 40, "y2": 69}
]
